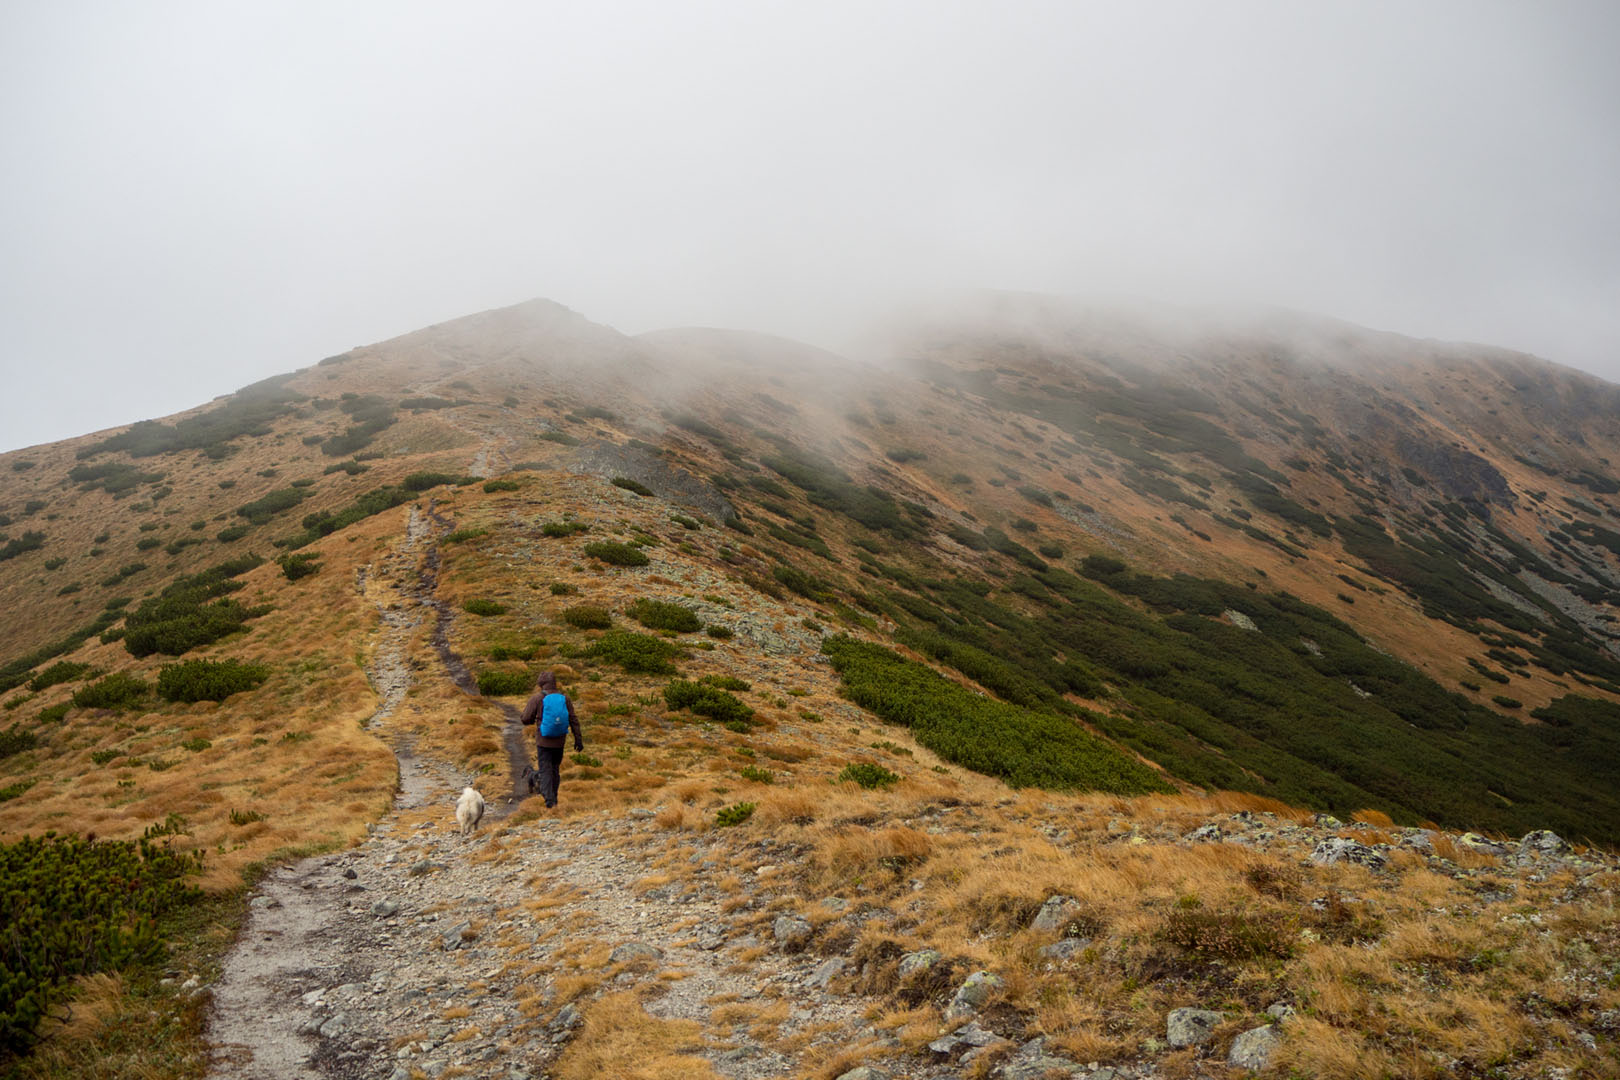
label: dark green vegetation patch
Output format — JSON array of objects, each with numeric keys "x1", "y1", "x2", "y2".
[
  {"x1": 583, "y1": 541, "x2": 650, "y2": 567},
  {"x1": 663, "y1": 679, "x2": 754, "y2": 725},
  {"x1": 156, "y1": 659, "x2": 270, "y2": 703},
  {"x1": 583, "y1": 631, "x2": 682, "y2": 675},
  {"x1": 0, "y1": 819, "x2": 204, "y2": 1054},
  {"x1": 77, "y1": 374, "x2": 304, "y2": 461},
  {"x1": 823, "y1": 636, "x2": 1171, "y2": 795},
  {"x1": 628, "y1": 599, "x2": 701, "y2": 633},
  {"x1": 122, "y1": 555, "x2": 268, "y2": 658}
]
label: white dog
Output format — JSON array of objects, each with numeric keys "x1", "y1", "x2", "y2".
[{"x1": 455, "y1": 786, "x2": 485, "y2": 838}]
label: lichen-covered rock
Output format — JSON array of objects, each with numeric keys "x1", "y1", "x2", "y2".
[
  {"x1": 1166, "y1": 1006, "x2": 1223, "y2": 1048},
  {"x1": 1228, "y1": 1024, "x2": 1280, "y2": 1069},
  {"x1": 1029, "y1": 894, "x2": 1082, "y2": 932},
  {"x1": 1185, "y1": 823, "x2": 1223, "y2": 843},
  {"x1": 833, "y1": 1068, "x2": 890, "y2": 1080},
  {"x1": 897, "y1": 949, "x2": 942, "y2": 979},
  {"x1": 609, "y1": 941, "x2": 663, "y2": 964},
  {"x1": 946, "y1": 970, "x2": 1004, "y2": 1018},
  {"x1": 773, "y1": 914, "x2": 813, "y2": 950},
  {"x1": 1518, "y1": 829, "x2": 1571, "y2": 859},
  {"x1": 1310, "y1": 837, "x2": 1387, "y2": 870}
]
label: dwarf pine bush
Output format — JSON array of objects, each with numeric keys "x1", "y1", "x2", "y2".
[
  {"x1": 464, "y1": 599, "x2": 507, "y2": 616},
  {"x1": 562, "y1": 604, "x2": 612, "y2": 629},
  {"x1": 838, "y1": 762, "x2": 901, "y2": 790},
  {"x1": 583, "y1": 541, "x2": 649, "y2": 567},
  {"x1": 611, "y1": 476, "x2": 654, "y2": 496},
  {"x1": 156, "y1": 659, "x2": 270, "y2": 703},
  {"x1": 541, "y1": 521, "x2": 590, "y2": 538},
  {"x1": 0, "y1": 820, "x2": 204, "y2": 1054},
  {"x1": 663, "y1": 680, "x2": 754, "y2": 725},
  {"x1": 628, "y1": 599, "x2": 701, "y2": 633},
  {"x1": 71, "y1": 672, "x2": 150, "y2": 710},
  {"x1": 584, "y1": 631, "x2": 682, "y2": 675},
  {"x1": 715, "y1": 802, "x2": 756, "y2": 827},
  {"x1": 476, "y1": 669, "x2": 532, "y2": 696}
]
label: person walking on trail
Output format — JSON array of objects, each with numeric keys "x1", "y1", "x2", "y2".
[{"x1": 520, "y1": 671, "x2": 583, "y2": 809}]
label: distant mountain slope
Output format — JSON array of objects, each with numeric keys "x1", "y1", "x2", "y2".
[{"x1": 2, "y1": 295, "x2": 1618, "y2": 843}]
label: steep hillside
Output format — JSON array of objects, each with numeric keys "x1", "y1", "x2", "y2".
[{"x1": 1, "y1": 297, "x2": 1618, "y2": 1078}]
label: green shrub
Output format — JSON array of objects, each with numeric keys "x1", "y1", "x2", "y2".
[
  {"x1": 584, "y1": 632, "x2": 682, "y2": 675},
  {"x1": 0, "y1": 725, "x2": 38, "y2": 760},
  {"x1": 444, "y1": 527, "x2": 488, "y2": 544},
  {"x1": 706, "y1": 624, "x2": 734, "y2": 640},
  {"x1": 611, "y1": 477, "x2": 654, "y2": 496},
  {"x1": 822, "y1": 637, "x2": 1172, "y2": 795},
  {"x1": 838, "y1": 762, "x2": 901, "y2": 790},
  {"x1": 562, "y1": 605, "x2": 613, "y2": 629},
  {"x1": 277, "y1": 553, "x2": 321, "y2": 581},
  {"x1": 100, "y1": 562, "x2": 146, "y2": 587},
  {"x1": 216, "y1": 524, "x2": 251, "y2": 542},
  {"x1": 628, "y1": 599, "x2": 701, "y2": 633},
  {"x1": 229, "y1": 808, "x2": 266, "y2": 825},
  {"x1": 583, "y1": 541, "x2": 650, "y2": 567},
  {"x1": 56, "y1": 582, "x2": 81, "y2": 596},
  {"x1": 322, "y1": 460, "x2": 370, "y2": 476},
  {"x1": 28, "y1": 661, "x2": 93, "y2": 693},
  {"x1": 1492, "y1": 695, "x2": 1523, "y2": 710},
  {"x1": 715, "y1": 802, "x2": 756, "y2": 827},
  {"x1": 541, "y1": 521, "x2": 590, "y2": 538},
  {"x1": 71, "y1": 672, "x2": 150, "y2": 710},
  {"x1": 700, "y1": 674, "x2": 751, "y2": 691},
  {"x1": 280, "y1": 485, "x2": 419, "y2": 549},
  {"x1": 136, "y1": 537, "x2": 162, "y2": 551},
  {"x1": 549, "y1": 582, "x2": 579, "y2": 596},
  {"x1": 156, "y1": 659, "x2": 270, "y2": 703},
  {"x1": 539, "y1": 430, "x2": 580, "y2": 445},
  {"x1": 42, "y1": 557, "x2": 65, "y2": 571},
  {"x1": 235, "y1": 487, "x2": 307, "y2": 524},
  {"x1": 0, "y1": 821, "x2": 204, "y2": 1054},
  {"x1": 482, "y1": 479, "x2": 521, "y2": 493},
  {"x1": 33, "y1": 703, "x2": 70, "y2": 725},
  {"x1": 90, "y1": 749, "x2": 122, "y2": 765},
  {"x1": 402, "y1": 471, "x2": 472, "y2": 491},
  {"x1": 663, "y1": 680, "x2": 754, "y2": 725},
  {"x1": 464, "y1": 599, "x2": 507, "y2": 617},
  {"x1": 0, "y1": 779, "x2": 37, "y2": 802},
  {"x1": 122, "y1": 555, "x2": 268, "y2": 657},
  {"x1": 476, "y1": 669, "x2": 533, "y2": 696},
  {"x1": 180, "y1": 737, "x2": 211, "y2": 752},
  {"x1": 669, "y1": 514, "x2": 702, "y2": 530},
  {"x1": 486, "y1": 638, "x2": 544, "y2": 661},
  {"x1": 572, "y1": 752, "x2": 603, "y2": 767},
  {"x1": 740, "y1": 765, "x2": 775, "y2": 784}
]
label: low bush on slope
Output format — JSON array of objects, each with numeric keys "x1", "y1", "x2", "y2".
[{"x1": 821, "y1": 635, "x2": 1171, "y2": 795}]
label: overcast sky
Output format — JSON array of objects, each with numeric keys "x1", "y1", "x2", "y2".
[{"x1": 3, "y1": 1, "x2": 1617, "y2": 453}]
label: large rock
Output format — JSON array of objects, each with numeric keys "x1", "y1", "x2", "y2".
[
  {"x1": 897, "y1": 949, "x2": 942, "y2": 979},
  {"x1": 833, "y1": 1068, "x2": 890, "y2": 1080},
  {"x1": 1165, "y1": 1007, "x2": 1223, "y2": 1048},
  {"x1": 927, "y1": 1020, "x2": 1003, "y2": 1055},
  {"x1": 946, "y1": 970, "x2": 1004, "y2": 1018},
  {"x1": 1310, "y1": 837, "x2": 1387, "y2": 870},
  {"x1": 1518, "y1": 829, "x2": 1571, "y2": 859},
  {"x1": 609, "y1": 941, "x2": 664, "y2": 964},
  {"x1": 1228, "y1": 1024, "x2": 1281, "y2": 1069},
  {"x1": 1029, "y1": 895, "x2": 1082, "y2": 932},
  {"x1": 773, "y1": 914, "x2": 813, "y2": 951}
]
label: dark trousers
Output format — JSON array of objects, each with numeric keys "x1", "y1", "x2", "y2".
[{"x1": 536, "y1": 745, "x2": 565, "y2": 807}]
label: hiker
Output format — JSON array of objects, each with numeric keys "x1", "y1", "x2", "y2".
[{"x1": 519, "y1": 670, "x2": 583, "y2": 808}]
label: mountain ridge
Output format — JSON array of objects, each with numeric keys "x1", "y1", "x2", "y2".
[{"x1": 2, "y1": 295, "x2": 1619, "y2": 1077}]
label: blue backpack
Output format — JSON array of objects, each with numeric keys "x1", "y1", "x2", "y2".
[{"x1": 539, "y1": 692, "x2": 570, "y2": 737}]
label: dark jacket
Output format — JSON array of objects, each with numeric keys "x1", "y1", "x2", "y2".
[{"x1": 520, "y1": 689, "x2": 582, "y2": 750}]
